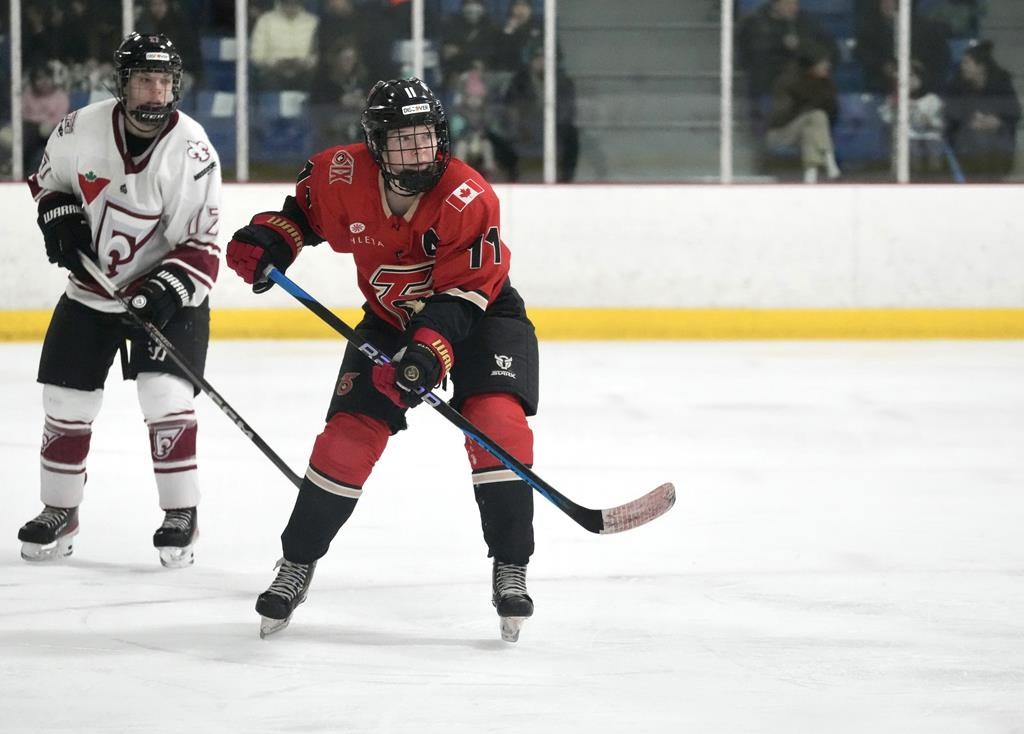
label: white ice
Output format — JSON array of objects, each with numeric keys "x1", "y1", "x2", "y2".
[{"x1": 1, "y1": 340, "x2": 1023, "y2": 733}]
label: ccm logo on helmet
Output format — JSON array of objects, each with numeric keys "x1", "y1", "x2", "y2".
[{"x1": 402, "y1": 103, "x2": 431, "y2": 115}]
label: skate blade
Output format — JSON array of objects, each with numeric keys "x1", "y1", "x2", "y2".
[
  {"x1": 20, "y1": 530, "x2": 78, "y2": 562},
  {"x1": 157, "y1": 544, "x2": 195, "y2": 569},
  {"x1": 499, "y1": 616, "x2": 527, "y2": 643},
  {"x1": 259, "y1": 615, "x2": 292, "y2": 639}
]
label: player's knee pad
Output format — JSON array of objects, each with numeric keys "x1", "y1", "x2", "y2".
[
  {"x1": 462, "y1": 393, "x2": 534, "y2": 473},
  {"x1": 40, "y1": 384, "x2": 103, "y2": 475},
  {"x1": 306, "y1": 412, "x2": 390, "y2": 495},
  {"x1": 137, "y1": 372, "x2": 197, "y2": 470},
  {"x1": 136, "y1": 372, "x2": 194, "y2": 420}
]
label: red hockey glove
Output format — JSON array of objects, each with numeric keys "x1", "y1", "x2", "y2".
[
  {"x1": 225, "y1": 212, "x2": 304, "y2": 289},
  {"x1": 372, "y1": 328, "x2": 454, "y2": 408}
]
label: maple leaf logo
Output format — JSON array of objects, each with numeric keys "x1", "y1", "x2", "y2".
[{"x1": 459, "y1": 186, "x2": 470, "y2": 198}]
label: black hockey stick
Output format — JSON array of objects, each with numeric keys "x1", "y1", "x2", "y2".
[
  {"x1": 265, "y1": 266, "x2": 676, "y2": 534},
  {"x1": 79, "y1": 255, "x2": 303, "y2": 489}
]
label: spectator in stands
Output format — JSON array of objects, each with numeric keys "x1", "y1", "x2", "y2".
[
  {"x1": 877, "y1": 59, "x2": 946, "y2": 178},
  {"x1": 737, "y1": 0, "x2": 838, "y2": 100},
  {"x1": 855, "y1": 0, "x2": 952, "y2": 94},
  {"x1": 944, "y1": 40, "x2": 1022, "y2": 181},
  {"x1": 250, "y1": 0, "x2": 319, "y2": 91},
  {"x1": 136, "y1": 0, "x2": 203, "y2": 91},
  {"x1": 22, "y1": 4, "x2": 59, "y2": 71},
  {"x1": 451, "y1": 61, "x2": 500, "y2": 180},
  {"x1": 501, "y1": 40, "x2": 579, "y2": 182},
  {"x1": 309, "y1": 39, "x2": 371, "y2": 150},
  {"x1": 440, "y1": 0, "x2": 503, "y2": 87},
  {"x1": 22, "y1": 61, "x2": 71, "y2": 173},
  {"x1": 764, "y1": 43, "x2": 841, "y2": 183},
  {"x1": 496, "y1": 0, "x2": 543, "y2": 72},
  {"x1": 316, "y1": 0, "x2": 398, "y2": 84}
]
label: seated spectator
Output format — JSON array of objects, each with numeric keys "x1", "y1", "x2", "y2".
[
  {"x1": 309, "y1": 39, "x2": 372, "y2": 150},
  {"x1": 944, "y1": 41, "x2": 1022, "y2": 181},
  {"x1": 250, "y1": 0, "x2": 319, "y2": 91},
  {"x1": 500, "y1": 41, "x2": 579, "y2": 182},
  {"x1": 496, "y1": 0, "x2": 543, "y2": 72},
  {"x1": 22, "y1": 61, "x2": 71, "y2": 173},
  {"x1": 136, "y1": 0, "x2": 203, "y2": 91},
  {"x1": 855, "y1": 0, "x2": 952, "y2": 94},
  {"x1": 764, "y1": 44, "x2": 841, "y2": 183},
  {"x1": 877, "y1": 60, "x2": 946, "y2": 178},
  {"x1": 737, "y1": 0, "x2": 838, "y2": 100},
  {"x1": 450, "y1": 62, "x2": 500, "y2": 180},
  {"x1": 440, "y1": 0, "x2": 503, "y2": 87},
  {"x1": 316, "y1": 0, "x2": 398, "y2": 84}
]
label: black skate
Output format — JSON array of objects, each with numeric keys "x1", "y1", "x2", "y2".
[
  {"x1": 18, "y1": 505, "x2": 79, "y2": 562},
  {"x1": 256, "y1": 558, "x2": 317, "y2": 639},
  {"x1": 153, "y1": 507, "x2": 198, "y2": 568},
  {"x1": 492, "y1": 560, "x2": 534, "y2": 643}
]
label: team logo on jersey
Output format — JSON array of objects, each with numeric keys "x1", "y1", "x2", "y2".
[
  {"x1": 335, "y1": 371, "x2": 360, "y2": 397},
  {"x1": 187, "y1": 140, "x2": 211, "y2": 162},
  {"x1": 152, "y1": 424, "x2": 184, "y2": 459},
  {"x1": 491, "y1": 354, "x2": 516, "y2": 379},
  {"x1": 78, "y1": 170, "x2": 111, "y2": 204},
  {"x1": 57, "y1": 111, "x2": 77, "y2": 137},
  {"x1": 445, "y1": 179, "x2": 484, "y2": 212},
  {"x1": 329, "y1": 150, "x2": 355, "y2": 184},
  {"x1": 350, "y1": 222, "x2": 366, "y2": 234}
]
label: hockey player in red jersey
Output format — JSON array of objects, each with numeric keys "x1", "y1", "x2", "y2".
[
  {"x1": 18, "y1": 33, "x2": 221, "y2": 568},
  {"x1": 226, "y1": 77, "x2": 538, "y2": 641}
]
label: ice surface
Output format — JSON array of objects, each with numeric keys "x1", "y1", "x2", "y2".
[{"x1": 1, "y1": 340, "x2": 1022, "y2": 733}]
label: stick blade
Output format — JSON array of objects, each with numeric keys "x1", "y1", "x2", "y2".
[{"x1": 599, "y1": 482, "x2": 676, "y2": 534}]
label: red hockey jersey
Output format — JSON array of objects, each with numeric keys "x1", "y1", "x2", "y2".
[{"x1": 294, "y1": 144, "x2": 511, "y2": 332}]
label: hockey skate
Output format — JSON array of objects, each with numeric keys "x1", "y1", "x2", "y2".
[
  {"x1": 492, "y1": 560, "x2": 533, "y2": 643},
  {"x1": 153, "y1": 507, "x2": 198, "y2": 568},
  {"x1": 256, "y1": 558, "x2": 317, "y2": 639},
  {"x1": 18, "y1": 505, "x2": 80, "y2": 562}
]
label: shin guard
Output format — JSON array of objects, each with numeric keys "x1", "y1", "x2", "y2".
[
  {"x1": 138, "y1": 373, "x2": 199, "y2": 509},
  {"x1": 462, "y1": 394, "x2": 535, "y2": 563},
  {"x1": 40, "y1": 385, "x2": 103, "y2": 507},
  {"x1": 282, "y1": 412, "x2": 390, "y2": 563}
]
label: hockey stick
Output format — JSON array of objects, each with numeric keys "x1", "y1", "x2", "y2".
[
  {"x1": 265, "y1": 266, "x2": 676, "y2": 534},
  {"x1": 78, "y1": 255, "x2": 303, "y2": 489}
]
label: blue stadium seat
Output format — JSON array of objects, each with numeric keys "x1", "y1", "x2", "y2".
[
  {"x1": 833, "y1": 92, "x2": 889, "y2": 167},
  {"x1": 252, "y1": 91, "x2": 311, "y2": 163},
  {"x1": 194, "y1": 90, "x2": 236, "y2": 166},
  {"x1": 200, "y1": 35, "x2": 236, "y2": 92}
]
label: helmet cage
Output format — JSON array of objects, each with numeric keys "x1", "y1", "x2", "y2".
[
  {"x1": 361, "y1": 78, "x2": 451, "y2": 195},
  {"x1": 114, "y1": 32, "x2": 183, "y2": 127}
]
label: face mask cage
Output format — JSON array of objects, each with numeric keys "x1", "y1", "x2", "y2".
[
  {"x1": 117, "y1": 65, "x2": 183, "y2": 126},
  {"x1": 366, "y1": 119, "x2": 450, "y2": 194}
]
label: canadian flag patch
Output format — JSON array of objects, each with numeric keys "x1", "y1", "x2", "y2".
[{"x1": 445, "y1": 178, "x2": 484, "y2": 212}]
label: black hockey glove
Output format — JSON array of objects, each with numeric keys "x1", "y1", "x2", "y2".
[
  {"x1": 371, "y1": 328, "x2": 453, "y2": 408},
  {"x1": 38, "y1": 192, "x2": 96, "y2": 281},
  {"x1": 126, "y1": 264, "x2": 196, "y2": 330},
  {"x1": 226, "y1": 212, "x2": 304, "y2": 292}
]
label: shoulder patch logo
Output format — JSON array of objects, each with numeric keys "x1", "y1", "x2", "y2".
[
  {"x1": 186, "y1": 140, "x2": 211, "y2": 162},
  {"x1": 445, "y1": 178, "x2": 484, "y2": 212},
  {"x1": 57, "y1": 111, "x2": 77, "y2": 137},
  {"x1": 78, "y1": 170, "x2": 111, "y2": 204},
  {"x1": 329, "y1": 150, "x2": 355, "y2": 184}
]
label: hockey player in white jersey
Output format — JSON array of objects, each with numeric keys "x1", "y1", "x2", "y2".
[{"x1": 18, "y1": 32, "x2": 222, "y2": 568}]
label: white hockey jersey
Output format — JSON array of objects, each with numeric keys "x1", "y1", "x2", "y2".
[{"x1": 27, "y1": 98, "x2": 222, "y2": 313}]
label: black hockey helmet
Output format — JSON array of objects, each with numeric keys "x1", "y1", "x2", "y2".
[
  {"x1": 113, "y1": 32, "x2": 183, "y2": 126},
  {"x1": 361, "y1": 77, "x2": 451, "y2": 195}
]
